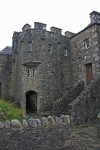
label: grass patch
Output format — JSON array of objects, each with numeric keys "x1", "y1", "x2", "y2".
[{"x1": 0, "y1": 99, "x2": 24, "y2": 121}]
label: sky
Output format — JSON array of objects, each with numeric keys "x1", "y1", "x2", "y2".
[{"x1": 0, "y1": 0, "x2": 100, "y2": 50}]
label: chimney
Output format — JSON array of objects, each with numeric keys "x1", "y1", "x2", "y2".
[
  {"x1": 89, "y1": 11, "x2": 100, "y2": 23},
  {"x1": 34, "y1": 22, "x2": 46, "y2": 30},
  {"x1": 50, "y1": 26, "x2": 62, "y2": 35}
]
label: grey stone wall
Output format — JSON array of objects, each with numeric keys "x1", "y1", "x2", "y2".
[
  {"x1": 70, "y1": 24, "x2": 100, "y2": 85},
  {"x1": 0, "y1": 11, "x2": 100, "y2": 118},
  {"x1": 0, "y1": 116, "x2": 70, "y2": 150},
  {"x1": 0, "y1": 125, "x2": 69, "y2": 150},
  {"x1": 12, "y1": 23, "x2": 72, "y2": 112},
  {"x1": 0, "y1": 55, "x2": 12, "y2": 100},
  {"x1": 69, "y1": 80, "x2": 100, "y2": 125},
  {"x1": 53, "y1": 81, "x2": 84, "y2": 115}
]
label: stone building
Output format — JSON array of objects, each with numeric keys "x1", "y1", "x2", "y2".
[{"x1": 0, "y1": 11, "x2": 100, "y2": 117}]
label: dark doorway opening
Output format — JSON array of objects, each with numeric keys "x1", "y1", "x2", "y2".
[
  {"x1": 26, "y1": 91, "x2": 37, "y2": 114},
  {"x1": 85, "y1": 63, "x2": 93, "y2": 84}
]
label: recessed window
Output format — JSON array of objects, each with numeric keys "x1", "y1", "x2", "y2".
[
  {"x1": 84, "y1": 38, "x2": 89, "y2": 49},
  {"x1": 26, "y1": 69, "x2": 35, "y2": 77},
  {"x1": 27, "y1": 41, "x2": 32, "y2": 51},
  {"x1": 48, "y1": 44, "x2": 52, "y2": 54},
  {"x1": 64, "y1": 48, "x2": 68, "y2": 56},
  {"x1": 32, "y1": 69, "x2": 35, "y2": 77},
  {"x1": 27, "y1": 69, "x2": 30, "y2": 77}
]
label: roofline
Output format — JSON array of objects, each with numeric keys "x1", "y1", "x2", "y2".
[
  {"x1": 89, "y1": 11, "x2": 100, "y2": 16},
  {"x1": 70, "y1": 22, "x2": 100, "y2": 39}
]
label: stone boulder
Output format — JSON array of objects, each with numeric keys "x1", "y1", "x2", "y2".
[
  {"x1": 11, "y1": 119, "x2": 22, "y2": 128},
  {"x1": 28, "y1": 118, "x2": 37, "y2": 127}
]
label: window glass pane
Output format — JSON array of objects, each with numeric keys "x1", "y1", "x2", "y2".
[
  {"x1": 27, "y1": 42, "x2": 32, "y2": 51},
  {"x1": 64, "y1": 49, "x2": 68, "y2": 56}
]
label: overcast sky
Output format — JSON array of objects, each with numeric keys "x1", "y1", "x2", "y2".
[{"x1": 0, "y1": 0, "x2": 100, "y2": 50}]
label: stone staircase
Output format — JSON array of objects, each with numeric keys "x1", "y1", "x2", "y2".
[
  {"x1": 53, "y1": 81, "x2": 84, "y2": 115},
  {"x1": 69, "y1": 80, "x2": 100, "y2": 125},
  {"x1": 53, "y1": 80, "x2": 100, "y2": 125}
]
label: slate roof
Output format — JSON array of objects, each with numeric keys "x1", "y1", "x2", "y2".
[
  {"x1": 70, "y1": 22, "x2": 100, "y2": 38},
  {"x1": 70, "y1": 11, "x2": 100, "y2": 38},
  {"x1": 0, "y1": 46, "x2": 12, "y2": 55}
]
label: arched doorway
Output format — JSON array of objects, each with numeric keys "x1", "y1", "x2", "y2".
[{"x1": 26, "y1": 91, "x2": 37, "y2": 114}]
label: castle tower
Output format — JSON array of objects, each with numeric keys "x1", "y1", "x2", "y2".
[{"x1": 12, "y1": 22, "x2": 71, "y2": 114}]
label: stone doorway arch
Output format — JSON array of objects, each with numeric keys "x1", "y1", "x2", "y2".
[{"x1": 26, "y1": 90, "x2": 37, "y2": 114}]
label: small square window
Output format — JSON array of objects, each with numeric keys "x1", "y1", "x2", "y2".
[
  {"x1": 27, "y1": 41, "x2": 32, "y2": 51},
  {"x1": 26, "y1": 69, "x2": 35, "y2": 77},
  {"x1": 48, "y1": 44, "x2": 52, "y2": 54},
  {"x1": 84, "y1": 38, "x2": 89, "y2": 49}
]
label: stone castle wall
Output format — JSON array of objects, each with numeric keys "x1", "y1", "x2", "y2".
[
  {"x1": 69, "y1": 80, "x2": 100, "y2": 125},
  {"x1": 0, "y1": 55, "x2": 12, "y2": 100},
  {"x1": 12, "y1": 23, "x2": 72, "y2": 112},
  {"x1": 0, "y1": 11, "x2": 100, "y2": 116},
  {"x1": 53, "y1": 81, "x2": 84, "y2": 115},
  {"x1": 0, "y1": 116, "x2": 70, "y2": 150},
  {"x1": 70, "y1": 24, "x2": 100, "y2": 85}
]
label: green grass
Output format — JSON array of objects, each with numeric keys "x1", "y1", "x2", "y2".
[{"x1": 0, "y1": 99, "x2": 24, "y2": 121}]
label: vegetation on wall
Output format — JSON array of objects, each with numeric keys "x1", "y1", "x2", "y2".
[{"x1": 0, "y1": 100, "x2": 24, "y2": 121}]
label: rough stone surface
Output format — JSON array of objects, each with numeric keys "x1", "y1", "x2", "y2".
[
  {"x1": 36, "y1": 118, "x2": 42, "y2": 126},
  {"x1": 0, "y1": 121, "x2": 4, "y2": 128},
  {"x1": 70, "y1": 80, "x2": 100, "y2": 125},
  {"x1": 22, "y1": 119, "x2": 28, "y2": 128},
  {"x1": 54, "y1": 116, "x2": 63, "y2": 125},
  {"x1": 47, "y1": 115, "x2": 56, "y2": 125},
  {"x1": 41, "y1": 117, "x2": 49, "y2": 126},
  {"x1": 0, "y1": 117, "x2": 70, "y2": 150},
  {"x1": 11, "y1": 119, "x2": 22, "y2": 128},
  {"x1": 60, "y1": 115, "x2": 70, "y2": 125},
  {"x1": 0, "y1": 11, "x2": 100, "y2": 121},
  {"x1": 28, "y1": 118, "x2": 37, "y2": 127},
  {"x1": 5, "y1": 120, "x2": 11, "y2": 128},
  {"x1": 53, "y1": 81, "x2": 84, "y2": 115}
]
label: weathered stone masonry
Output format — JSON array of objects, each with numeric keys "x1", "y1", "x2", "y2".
[
  {"x1": 12, "y1": 23, "x2": 72, "y2": 113},
  {"x1": 0, "y1": 11, "x2": 100, "y2": 121},
  {"x1": 0, "y1": 116, "x2": 70, "y2": 150}
]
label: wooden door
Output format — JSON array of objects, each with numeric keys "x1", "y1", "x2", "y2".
[{"x1": 85, "y1": 63, "x2": 93, "y2": 84}]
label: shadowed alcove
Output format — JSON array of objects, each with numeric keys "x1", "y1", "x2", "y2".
[{"x1": 26, "y1": 90, "x2": 37, "y2": 114}]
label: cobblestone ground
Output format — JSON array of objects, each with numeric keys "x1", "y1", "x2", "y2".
[{"x1": 63, "y1": 120, "x2": 100, "y2": 150}]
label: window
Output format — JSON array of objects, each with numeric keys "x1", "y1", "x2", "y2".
[
  {"x1": 84, "y1": 38, "x2": 89, "y2": 49},
  {"x1": 48, "y1": 44, "x2": 52, "y2": 54},
  {"x1": 27, "y1": 69, "x2": 30, "y2": 77},
  {"x1": 32, "y1": 69, "x2": 35, "y2": 77},
  {"x1": 64, "y1": 48, "x2": 68, "y2": 56},
  {"x1": 27, "y1": 41, "x2": 32, "y2": 51},
  {"x1": 26, "y1": 69, "x2": 35, "y2": 77}
]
